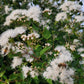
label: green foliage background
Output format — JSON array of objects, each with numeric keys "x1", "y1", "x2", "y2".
[{"x1": 0, "y1": 0, "x2": 84, "y2": 84}]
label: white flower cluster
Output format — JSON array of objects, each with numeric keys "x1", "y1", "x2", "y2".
[
  {"x1": 74, "y1": 39, "x2": 82, "y2": 46},
  {"x1": 73, "y1": 39, "x2": 79, "y2": 45},
  {"x1": 22, "y1": 47, "x2": 34, "y2": 62},
  {"x1": 55, "y1": 12, "x2": 67, "y2": 21},
  {"x1": 55, "y1": 1, "x2": 83, "y2": 22},
  {"x1": 6, "y1": 42, "x2": 34, "y2": 68},
  {"x1": 22, "y1": 66, "x2": 31, "y2": 78},
  {"x1": 11, "y1": 56, "x2": 36, "y2": 78},
  {"x1": 23, "y1": 54, "x2": 34, "y2": 63},
  {"x1": 12, "y1": 42, "x2": 26, "y2": 54},
  {"x1": 65, "y1": 39, "x2": 80, "y2": 51},
  {"x1": 0, "y1": 27, "x2": 26, "y2": 46},
  {"x1": 65, "y1": 29, "x2": 72, "y2": 34},
  {"x1": 22, "y1": 66, "x2": 38, "y2": 78},
  {"x1": 70, "y1": 45, "x2": 76, "y2": 51},
  {"x1": 4, "y1": 6, "x2": 41, "y2": 25},
  {"x1": 21, "y1": 32, "x2": 40, "y2": 41},
  {"x1": 43, "y1": 46, "x2": 74, "y2": 84},
  {"x1": 40, "y1": 19, "x2": 51, "y2": 30},
  {"x1": 77, "y1": 47, "x2": 84, "y2": 64},
  {"x1": 11, "y1": 57, "x2": 22, "y2": 68},
  {"x1": 57, "y1": 1, "x2": 83, "y2": 22},
  {"x1": 5, "y1": 5, "x2": 10, "y2": 14},
  {"x1": 74, "y1": 16, "x2": 84, "y2": 22},
  {"x1": 60, "y1": 1, "x2": 81, "y2": 11},
  {"x1": 11, "y1": 42, "x2": 34, "y2": 62},
  {"x1": 77, "y1": 47, "x2": 84, "y2": 54}
]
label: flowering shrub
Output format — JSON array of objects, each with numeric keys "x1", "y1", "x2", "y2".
[{"x1": 0, "y1": 0, "x2": 84, "y2": 84}]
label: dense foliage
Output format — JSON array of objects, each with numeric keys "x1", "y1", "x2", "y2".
[{"x1": 0, "y1": 0, "x2": 84, "y2": 84}]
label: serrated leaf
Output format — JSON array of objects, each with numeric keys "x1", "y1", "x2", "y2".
[{"x1": 43, "y1": 28, "x2": 51, "y2": 39}]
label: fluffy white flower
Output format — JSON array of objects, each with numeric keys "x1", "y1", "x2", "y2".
[
  {"x1": 60, "y1": 1, "x2": 74, "y2": 11},
  {"x1": 22, "y1": 54, "x2": 33, "y2": 62},
  {"x1": 70, "y1": 45, "x2": 76, "y2": 51},
  {"x1": 0, "y1": 29, "x2": 13, "y2": 46},
  {"x1": 43, "y1": 64, "x2": 74, "y2": 84},
  {"x1": 55, "y1": 12, "x2": 67, "y2": 21},
  {"x1": 27, "y1": 6, "x2": 41, "y2": 22},
  {"x1": 48, "y1": 51, "x2": 53, "y2": 55},
  {"x1": 77, "y1": 48, "x2": 84, "y2": 53},
  {"x1": 59, "y1": 68, "x2": 74, "y2": 84},
  {"x1": 22, "y1": 66, "x2": 32, "y2": 78},
  {"x1": 74, "y1": 16, "x2": 84, "y2": 22},
  {"x1": 21, "y1": 47, "x2": 34, "y2": 62},
  {"x1": 5, "y1": 5, "x2": 9, "y2": 14},
  {"x1": 65, "y1": 29, "x2": 72, "y2": 34},
  {"x1": 73, "y1": 39, "x2": 79, "y2": 44},
  {"x1": 30, "y1": 71, "x2": 38, "y2": 78},
  {"x1": 43, "y1": 46, "x2": 74, "y2": 84},
  {"x1": 22, "y1": 66, "x2": 38, "y2": 78},
  {"x1": 54, "y1": 46, "x2": 66, "y2": 52},
  {"x1": 14, "y1": 27, "x2": 26, "y2": 35},
  {"x1": 80, "y1": 53, "x2": 84, "y2": 57},
  {"x1": 69, "y1": 4, "x2": 81, "y2": 11},
  {"x1": 11, "y1": 57, "x2": 22, "y2": 68},
  {"x1": 4, "y1": 6, "x2": 41, "y2": 26},
  {"x1": 60, "y1": 1, "x2": 81, "y2": 12},
  {"x1": 0, "y1": 27, "x2": 26, "y2": 46}
]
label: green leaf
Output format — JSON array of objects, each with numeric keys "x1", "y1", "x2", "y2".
[
  {"x1": 3, "y1": 75, "x2": 7, "y2": 80},
  {"x1": 33, "y1": 76, "x2": 39, "y2": 84},
  {"x1": 35, "y1": 45, "x2": 41, "y2": 50},
  {"x1": 5, "y1": 80, "x2": 10, "y2": 84},
  {"x1": 0, "y1": 82, "x2": 5, "y2": 84},
  {"x1": 32, "y1": 24, "x2": 39, "y2": 31},
  {"x1": 8, "y1": 52, "x2": 22, "y2": 58},
  {"x1": 34, "y1": 45, "x2": 42, "y2": 57},
  {"x1": 20, "y1": 72, "x2": 24, "y2": 80},
  {"x1": 43, "y1": 28, "x2": 51, "y2": 39},
  {"x1": 46, "y1": 79, "x2": 53, "y2": 84},
  {"x1": 9, "y1": 74, "x2": 17, "y2": 81},
  {"x1": 0, "y1": 71, "x2": 5, "y2": 77},
  {"x1": 40, "y1": 46, "x2": 52, "y2": 56}
]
